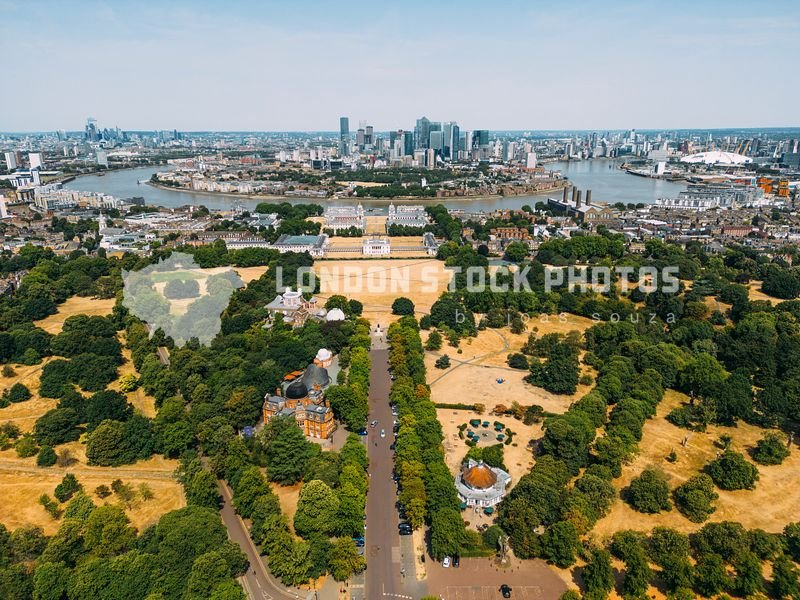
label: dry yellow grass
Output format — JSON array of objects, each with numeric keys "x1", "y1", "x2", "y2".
[
  {"x1": 314, "y1": 259, "x2": 453, "y2": 325},
  {"x1": 747, "y1": 280, "x2": 778, "y2": 304},
  {"x1": 34, "y1": 296, "x2": 116, "y2": 334},
  {"x1": 0, "y1": 361, "x2": 57, "y2": 433},
  {"x1": 593, "y1": 390, "x2": 800, "y2": 538},
  {"x1": 0, "y1": 470, "x2": 183, "y2": 535},
  {"x1": 425, "y1": 317, "x2": 596, "y2": 415},
  {"x1": 274, "y1": 482, "x2": 301, "y2": 534}
]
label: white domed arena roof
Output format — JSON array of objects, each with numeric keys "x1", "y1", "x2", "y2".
[
  {"x1": 680, "y1": 151, "x2": 752, "y2": 165},
  {"x1": 316, "y1": 348, "x2": 332, "y2": 362},
  {"x1": 325, "y1": 308, "x2": 346, "y2": 321}
]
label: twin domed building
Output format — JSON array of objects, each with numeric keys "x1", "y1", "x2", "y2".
[{"x1": 262, "y1": 347, "x2": 338, "y2": 439}]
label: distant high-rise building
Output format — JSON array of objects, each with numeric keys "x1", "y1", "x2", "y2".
[
  {"x1": 526, "y1": 152, "x2": 538, "y2": 169},
  {"x1": 473, "y1": 130, "x2": 489, "y2": 148},
  {"x1": 28, "y1": 152, "x2": 43, "y2": 169},
  {"x1": 85, "y1": 118, "x2": 98, "y2": 142},
  {"x1": 415, "y1": 117, "x2": 431, "y2": 149},
  {"x1": 442, "y1": 122, "x2": 459, "y2": 160},
  {"x1": 339, "y1": 117, "x2": 349, "y2": 155},
  {"x1": 4, "y1": 152, "x2": 17, "y2": 170},
  {"x1": 429, "y1": 130, "x2": 443, "y2": 154},
  {"x1": 357, "y1": 128, "x2": 365, "y2": 149},
  {"x1": 365, "y1": 125, "x2": 373, "y2": 146}
]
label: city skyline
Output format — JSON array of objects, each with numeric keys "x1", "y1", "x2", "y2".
[{"x1": 2, "y1": 0, "x2": 799, "y2": 132}]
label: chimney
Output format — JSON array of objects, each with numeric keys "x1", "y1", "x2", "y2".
[
  {"x1": 572, "y1": 186, "x2": 578, "y2": 204},
  {"x1": 586, "y1": 190, "x2": 592, "y2": 206},
  {"x1": 576, "y1": 191, "x2": 582, "y2": 208},
  {"x1": 562, "y1": 186, "x2": 569, "y2": 203}
]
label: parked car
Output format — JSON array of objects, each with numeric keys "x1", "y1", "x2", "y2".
[
  {"x1": 357, "y1": 428, "x2": 368, "y2": 436},
  {"x1": 453, "y1": 555, "x2": 460, "y2": 568},
  {"x1": 352, "y1": 537, "x2": 365, "y2": 547},
  {"x1": 370, "y1": 420, "x2": 378, "y2": 428},
  {"x1": 442, "y1": 556, "x2": 451, "y2": 568},
  {"x1": 380, "y1": 429, "x2": 386, "y2": 438},
  {"x1": 500, "y1": 584, "x2": 512, "y2": 598},
  {"x1": 389, "y1": 442, "x2": 396, "y2": 450}
]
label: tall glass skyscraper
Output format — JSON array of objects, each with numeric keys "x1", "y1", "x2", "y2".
[{"x1": 339, "y1": 117, "x2": 349, "y2": 156}]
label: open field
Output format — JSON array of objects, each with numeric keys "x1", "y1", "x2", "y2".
[
  {"x1": 748, "y1": 280, "x2": 779, "y2": 304},
  {"x1": 34, "y1": 296, "x2": 116, "y2": 334},
  {"x1": 0, "y1": 443, "x2": 182, "y2": 535},
  {"x1": 314, "y1": 259, "x2": 453, "y2": 325},
  {"x1": 593, "y1": 390, "x2": 800, "y2": 538},
  {"x1": 0, "y1": 361, "x2": 57, "y2": 433},
  {"x1": 425, "y1": 316, "x2": 596, "y2": 415}
]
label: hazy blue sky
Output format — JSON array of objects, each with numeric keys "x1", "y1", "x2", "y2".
[{"x1": 2, "y1": 0, "x2": 798, "y2": 131}]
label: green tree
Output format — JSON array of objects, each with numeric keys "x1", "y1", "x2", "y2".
[
  {"x1": 391, "y1": 297, "x2": 415, "y2": 316},
  {"x1": 541, "y1": 521, "x2": 579, "y2": 568},
  {"x1": 503, "y1": 241, "x2": 529, "y2": 263},
  {"x1": 752, "y1": 431, "x2": 790, "y2": 465},
  {"x1": 693, "y1": 552, "x2": 729, "y2": 597},
  {"x1": 83, "y1": 505, "x2": 136, "y2": 557},
  {"x1": 328, "y1": 537, "x2": 366, "y2": 581},
  {"x1": 32, "y1": 561, "x2": 70, "y2": 600},
  {"x1": 673, "y1": 474, "x2": 718, "y2": 523},
  {"x1": 429, "y1": 508, "x2": 467, "y2": 560},
  {"x1": 36, "y1": 445, "x2": 57, "y2": 467},
  {"x1": 7, "y1": 383, "x2": 31, "y2": 403},
  {"x1": 260, "y1": 416, "x2": 316, "y2": 485},
  {"x1": 425, "y1": 330, "x2": 442, "y2": 351},
  {"x1": 626, "y1": 468, "x2": 671, "y2": 513},
  {"x1": 435, "y1": 355, "x2": 451, "y2": 369},
  {"x1": 772, "y1": 554, "x2": 800, "y2": 599},
  {"x1": 704, "y1": 450, "x2": 759, "y2": 490},
  {"x1": 293, "y1": 480, "x2": 340, "y2": 538},
  {"x1": 54, "y1": 473, "x2": 82, "y2": 503},
  {"x1": 583, "y1": 547, "x2": 614, "y2": 600}
]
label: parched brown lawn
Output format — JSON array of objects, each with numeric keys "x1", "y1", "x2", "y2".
[
  {"x1": 593, "y1": 390, "x2": 800, "y2": 539},
  {"x1": 747, "y1": 280, "x2": 779, "y2": 304},
  {"x1": 34, "y1": 296, "x2": 116, "y2": 334},
  {"x1": 274, "y1": 482, "x2": 301, "y2": 534},
  {"x1": 109, "y1": 339, "x2": 157, "y2": 419},
  {"x1": 314, "y1": 259, "x2": 453, "y2": 325},
  {"x1": 425, "y1": 317, "x2": 597, "y2": 415},
  {"x1": 0, "y1": 361, "x2": 57, "y2": 433},
  {"x1": 0, "y1": 443, "x2": 182, "y2": 535}
]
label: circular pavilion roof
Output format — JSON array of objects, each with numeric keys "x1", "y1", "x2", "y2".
[{"x1": 462, "y1": 463, "x2": 497, "y2": 490}]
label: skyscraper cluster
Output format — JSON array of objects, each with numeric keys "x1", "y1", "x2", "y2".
[{"x1": 338, "y1": 116, "x2": 491, "y2": 163}]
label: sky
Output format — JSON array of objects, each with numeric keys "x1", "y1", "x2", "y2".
[{"x1": 1, "y1": 0, "x2": 799, "y2": 132}]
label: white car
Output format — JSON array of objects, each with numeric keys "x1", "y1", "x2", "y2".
[
  {"x1": 370, "y1": 420, "x2": 378, "y2": 428},
  {"x1": 380, "y1": 429, "x2": 386, "y2": 438},
  {"x1": 442, "y1": 556, "x2": 451, "y2": 568}
]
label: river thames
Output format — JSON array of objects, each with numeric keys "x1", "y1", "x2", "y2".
[{"x1": 65, "y1": 160, "x2": 686, "y2": 212}]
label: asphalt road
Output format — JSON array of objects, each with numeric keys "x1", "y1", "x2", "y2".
[
  {"x1": 218, "y1": 480, "x2": 307, "y2": 600},
  {"x1": 365, "y1": 331, "x2": 405, "y2": 599}
]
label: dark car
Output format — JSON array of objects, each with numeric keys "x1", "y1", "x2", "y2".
[
  {"x1": 352, "y1": 536, "x2": 365, "y2": 547},
  {"x1": 357, "y1": 428, "x2": 368, "y2": 436},
  {"x1": 500, "y1": 584, "x2": 512, "y2": 598},
  {"x1": 398, "y1": 524, "x2": 412, "y2": 536},
  {"x1": 453, "y1": 555, "x2": 460, "y2": 568},
  {"x1": 389, "y1": 442, "x2": 396, "y2": 450}
]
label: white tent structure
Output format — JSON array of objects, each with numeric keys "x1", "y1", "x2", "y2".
[{"x1": 680, "y1": 151, "x2": 752, "y2": 165}]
